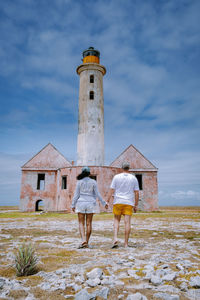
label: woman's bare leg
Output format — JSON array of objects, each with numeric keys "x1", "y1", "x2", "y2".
[
  {"x1": 78, "y1": 213, "x2": 86, "y2": 243},
  {"x1": 86, "y1": 213, "x2": 93, "y2": 244}
]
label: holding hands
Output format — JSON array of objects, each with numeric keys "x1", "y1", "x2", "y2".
[{"x1": 133, "y1": 205, "x2": 137, "y2": 213}]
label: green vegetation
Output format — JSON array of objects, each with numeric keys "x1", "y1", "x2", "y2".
[
  {"x1": 0, "y1": 206, "x2": 199, "y2": 220},
  {"x1": 14, "y1": 243, "x2": 38, "y2": 276}
]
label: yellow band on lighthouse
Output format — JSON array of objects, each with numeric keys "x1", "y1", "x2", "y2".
[{"x1": 83, "y1": 55, "x2": 99, "y2": 64}]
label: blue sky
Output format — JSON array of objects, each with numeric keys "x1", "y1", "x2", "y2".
[{"x1": 0, "y1": 0, "x2": 200, "y2": 206}]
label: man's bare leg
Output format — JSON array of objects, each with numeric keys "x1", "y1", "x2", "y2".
[
  {"x1": 78, "y1": 213, "x2": 86, "y2": 244},
  {"x1": 86, "y1": 213, "x2": 93, "y2": 244},
  {"x1": 124, "y1": 214, "x2": 131, "y2": 247},
  {"x1": 113, "y1": 214, "x2": 121, "y2": 243}
]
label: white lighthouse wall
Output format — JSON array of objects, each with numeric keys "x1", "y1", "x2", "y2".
[{"x1": 77, "y1": 67, "x2": 104, "y2": 166}]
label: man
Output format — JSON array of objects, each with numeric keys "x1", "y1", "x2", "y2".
[{"x1": 107, "y1": 162, "x2": 139, "y2": 248}]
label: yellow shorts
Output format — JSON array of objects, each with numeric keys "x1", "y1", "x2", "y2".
[{"x1": 113, "y1": 204, "x2": 133, "y2": 216}]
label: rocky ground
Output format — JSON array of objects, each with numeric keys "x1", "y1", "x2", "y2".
[{"x1": 0, "y1": 207, "x2": 200, "y2": 299}]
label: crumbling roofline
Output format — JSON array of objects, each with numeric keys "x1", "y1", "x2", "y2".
[
  {"x1": 110, "y1": 144, "x2": 157, "y2": 169},
  {"x1": 21, "y1": 143, "x2": 72, "y2": 168}
]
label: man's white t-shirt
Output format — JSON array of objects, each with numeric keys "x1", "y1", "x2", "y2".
[{"x1": 110, "y1": 173, "x2": 139, "y2": 206}]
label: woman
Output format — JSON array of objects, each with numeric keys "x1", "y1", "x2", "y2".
[{"x1": 72, "y1": 167, "x2": 108, "y2": 248}]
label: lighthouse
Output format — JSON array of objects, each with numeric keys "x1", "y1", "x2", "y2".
[
  {"x1": 20, "y1": 47, "x2": 158, "y2": 212},
  {"x1": 76, "y1": 47, "x2": 106, "y2": 166}
]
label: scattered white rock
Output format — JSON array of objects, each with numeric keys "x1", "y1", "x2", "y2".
[
  {"x1": 92, "y1": 287, "x2": 109, "y2": 299},
  {"x1": 75, "y1": 288, "x2": 94, "y2": 300},
  {"x1": 156, "y1": 269, "x2": 168, "y2": 277},
  {"x1": 127, "y1": 292, "x2": 148, "y2": 300},
  {"x1": 162, "y1": 272, "x2": 177, "y2": 281},
  {"x1": 86, "y1": 278, "x2": 101, "y2": 287},
  {"x1": 154, "y1": 292, "x2": 179, "y2": 300},
  {"x1": 157, "y1": 285, "x2": 180, "y2": 294},
  {"x1": 72, "y1": 283, "x2": 82, "y2": 292},
  {"x1": 189, "y1": 275, "x2": 200, "y2": 288},
  {"x1": 115, "y1": 280, "x2": 125, "y2": 286},
  {"x1": 150, "y1": 275, "x2": 162, "y2": 286},
  {"x1": 176, "y1": 264, "x2": 184, "y2": 271},
  {"x1": 101, "y1": 275, "x2": 115, "y2": 285},
  {"x1": 1, "y1": 213, "x2": 200, "y2": 299},
  {"x1": 86, "y1": 267, "x2": 103, "y2": 280},
  {"x1": 128, "y1": 255, "x2": 135, "y2": 261},
  {"x1": 186, "y1": 289, "x2": 200, "y2": 300},
  {"x1": 127, "y1": 269, "x2": 140, "y2": 279},
  {"x1": 0, "y1": 278, "x2": 6, "y2": 289},
  {"x1": 38, "y1": 282, "x2": 51, "y2": 290},
  {"x1": 75, "y1": 274, "x2": 85, "y2": 284},
  {"x1": 179, "y1": 282, "x2": 188, "y2": 291}
]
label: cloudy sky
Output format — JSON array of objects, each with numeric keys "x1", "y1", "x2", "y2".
[{"x1": 0, "y1": 0, "x2": 199, "y2": 206}]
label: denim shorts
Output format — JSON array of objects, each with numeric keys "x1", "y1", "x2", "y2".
[{"x1": 75, "y1": 202, "x2": 98, "y2": 214}]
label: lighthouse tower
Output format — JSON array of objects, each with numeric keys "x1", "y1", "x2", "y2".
[{"x1": 76, "y1": 47, "x2": 106, "y2": 166}]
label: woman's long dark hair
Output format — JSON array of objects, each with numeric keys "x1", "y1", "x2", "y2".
[{"x1": 77, "y1": 170, "x2": 90, "y2": 180}]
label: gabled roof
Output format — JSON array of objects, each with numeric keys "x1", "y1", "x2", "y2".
[
  {"x1": 22, "y1": 143, "x2": 72, "y2": 169},
  {"x1": 110, "y1": 144, "x2": 157, "y2": 170}
]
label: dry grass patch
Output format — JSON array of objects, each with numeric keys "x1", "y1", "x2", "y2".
[
  {"x1": 0, "y1": 260, "x2": 8, "y2": 266},
  {"x1": 0, "y1": 266, "x2": 16, "y2": 278},
  {"x1": 135, "y1": 268, "x2": 146, "y2": 277},
  {"x1": 39, "y1": 250, "x2": 79, "y2": 272},
  {"x1": 131, "y1": 229, "x2": 200, "y2": 241},
  {"x1": 120, "y1": 277, "x2": 138, "y2": 285},
  {"x1": 0, "y1": 206, "x2": 18, "y2": 210},
  {"x1": 22, "y1": 275, "x2": 43, "y2": 287},
  {"x1": 1, "y1": 228, "x2": 68, "y2": 238},
  {"x1": 52, "y1": 249, "x2": 77, "y2": 257},
  {"x1": 8, "y1": 289, "x2": 28, "y2": 299},
  {"x1": 31, "y1": 287, "x2": 67, "y2": 300},
  {"x1": 178, "y1": 272, "x2": 200, "y2": 281}
]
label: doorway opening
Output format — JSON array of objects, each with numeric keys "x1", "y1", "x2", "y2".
[{"x1": 35, "y1": 200, "x2": 44, "y2": 211}]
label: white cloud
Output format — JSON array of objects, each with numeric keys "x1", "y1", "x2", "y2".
[
  {"x1": 171, "y1": 190, "x2": 200, "y2": 200},
  {"x1": 159, "y1": 189, "x2": 200, "y2": 206}
]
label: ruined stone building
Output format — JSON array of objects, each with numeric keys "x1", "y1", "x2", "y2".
[{"x1": 20, "y1": 47, "x2": 158, "y2": 212}]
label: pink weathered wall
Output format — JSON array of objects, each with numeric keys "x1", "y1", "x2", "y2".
[
  {"x1": 139, "y1": 172, "x2": 158, "y2": 211},
  {"x1": 20, "y1": 143, "x2": 158, "y2": 212},
  {"x1": 20, "y1": 170, "x2": 58, "y2": 212},
  {"x1": 58, "y1": 166, "x2": 158, "y2": 212},
  {"x1": 20, "y1": 166, "x2": 158, "y2": 212}
]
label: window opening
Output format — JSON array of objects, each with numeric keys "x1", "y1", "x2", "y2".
[
  {"x1": 37, "y1": 174, "x2": 45, "y2": 190},
  {"x1": 90, "y1": 75, "x2": 94, "y2": 83},
  {"x1": 62, "y1": 176, "x2": 67, "y2": 189},
  {"x1": 135, "y1": 174, "x2": 143, "y2": 190},
  {"x1": 89, "y1": 91, "x2": 94, "y2": 100}
]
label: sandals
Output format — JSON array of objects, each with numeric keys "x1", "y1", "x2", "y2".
[
  {"x1": 111, "y1": 241, "x2": 119, "y2": 249},
  {"x1": 78, "y1": 242, "x2": 88, "y2": 249}
]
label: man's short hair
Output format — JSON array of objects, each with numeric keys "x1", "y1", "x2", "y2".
[{"x1": 122, "y1": 162, "x2": 130, "y2": 170}]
